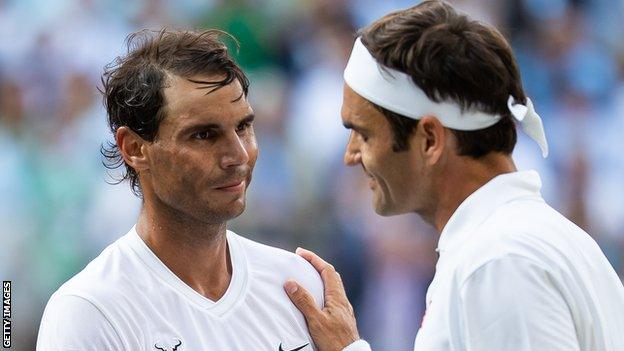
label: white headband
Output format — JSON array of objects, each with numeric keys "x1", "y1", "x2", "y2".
[{"x1": 343, "y1": 38, "x2": 549, "y2": 157}]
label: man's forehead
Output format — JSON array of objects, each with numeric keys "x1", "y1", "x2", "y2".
[
  {"x1": 165, "y1": 74, "x2": 243, "y2": 107},
  {"x1": 161, "y1": 74, "x2": 249, "y2": 126},
  {"x1": 342, "y1": 85, "x2": 381, "y2": 126}
]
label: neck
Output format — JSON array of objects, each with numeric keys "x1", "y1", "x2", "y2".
[
  {"x1": 428, "y1": 153, "x2": 516, "y2": 233},
  {"x1": 136, "y1": 194, "x2": 232, "y2": 301}
]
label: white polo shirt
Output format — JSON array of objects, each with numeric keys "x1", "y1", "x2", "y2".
[
  {"x1": 37, "y1": 227, "x2": 323, "y2": 351},
  {"x1": 346, "y1": 170, "x2": 624, "y2": 351}
]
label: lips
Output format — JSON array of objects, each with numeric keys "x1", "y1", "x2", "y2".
[
  {"x1": 216, "y1": 180, "x2": 244, "y2": 188},
  {"x1": 212, "y1": 168, "x2": 251, "y2": 192},
  {"x1": 368, "y1": 177, "x2": 376, "y2": 189},
  {"x1": 214, "y1": 180, "x2": 246, "y2": 193},
  {"x1": 361, "y1": 164, "x2": 374, "y2": 179},
  {"x1": 214, "y1": 179, "x2": 245, "y2": 190}
]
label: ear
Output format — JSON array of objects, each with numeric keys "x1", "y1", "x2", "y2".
[
  {"x1": 115, "y1": 126, "x2": 150, "y2": 172},
  {"x1": 416, "y1": 115, "x2": 447, "y2": 166}
]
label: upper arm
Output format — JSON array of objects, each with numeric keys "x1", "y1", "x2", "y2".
[
  {"x1": 37, "y1": 294, "x2": 125, "y2": 351},
  {"x1": 454, "y1": 256, "x2": 579, "y2": 351}
]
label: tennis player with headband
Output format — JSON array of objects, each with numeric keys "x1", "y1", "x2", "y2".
[{"x1": 283, "y1": 1, "x2": 624, "y2": 350}]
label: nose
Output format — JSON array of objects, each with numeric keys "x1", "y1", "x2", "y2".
[
  {"x1": 343, "y1": 131, "x2": 361, "y2": 166},
  {"x1": 220, "y1": 132, "x2": 250, "y2": 169}
]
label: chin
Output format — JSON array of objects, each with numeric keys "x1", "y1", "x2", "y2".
[
  {"x1": 231, "y1": 202, "x2": 246, "y2": 218},
  {"x1": 195, "y1": 198, "x2": 247, "y2": 223},
  {"x1": 221, "y1": 200, "x2": 247, "y2": 221},
  {"x1": 373, "y1": 201, "x2": 394, "y2": 217},
  {"x1": 373, "y1": 199, "x2": 409, "y2": 217},
  {"x1": 374, "y1": 207, "x2": 400, "y2": 217}
]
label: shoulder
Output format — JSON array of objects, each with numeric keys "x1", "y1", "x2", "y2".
[
  {"x1": 58, "y1": 234, "x2": 137, "y2": 298},
  {"x1": 231, "y1": 232, "x2": 324, "y2": 306},
  {"x1": 37, "y1": 294, "x2": 126, "y2": 351},
  {"x1": 49, "y1": 232, "x2": 149, "y2": 325},
  {"x1": 456, "y1": 255, "x2": 569, "y2": 323},
  {"x1": 450, "y1": 255, "x2": 580, "y2": 350},
  {"x1": 39, "y1": 232, "x2": 160, "y2": 349},
  {"x1": 459, "y1": 254, "x2": 550, "y2": 292},
  {"x1": 482, "y1": 198, "x2": 584, "y2": 244},
  {"x1": 456, "y1": 200, "x2": 595, "y2": 280}
]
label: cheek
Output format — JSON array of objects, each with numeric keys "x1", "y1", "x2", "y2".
[
  {"x1": 150, "y1": 144, "x2": 179, "y2": 177},
  {"x1": 358, "y1": 143, "x2": 374, "y2": 168},
  {"x1": 362, "y1": 143, "x2": 390, "y2": 174},
  {"x1": 152, "y1": 145, "x2": 216, "y2": 185},
  {"x1": 245, "y1": 135, "x2": 259, "y2": 167},
  {"x1": 375, "y1": 152, "x2": 413, "y2": 194}
]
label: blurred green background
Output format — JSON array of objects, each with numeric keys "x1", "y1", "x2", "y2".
[{"x1": 1, "y1": 0, "x2": 624, "y2": 350}]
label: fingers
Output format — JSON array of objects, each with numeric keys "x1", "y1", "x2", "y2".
[
  {"x1": 284, "y1": 280, "x2": 322, "y2": 321},
  {"x1": 320, "y1": 264, "x2": 348, "y2": 300},
  {"x1": 295, "y1": 247, "x2": 331, "y2": 272},
  {"x1": 296, "y1": 248, "x2": 347, "y2": 301}
]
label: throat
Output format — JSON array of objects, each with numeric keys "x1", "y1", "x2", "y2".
[
  {"x1": 136, "y1": 212, "x2": 234, "y2": 301},
  {"x1": 175, "y1": 238, "x2": 234, "y2": 301},
  {"x1": 431, "y1": 153, "x2": 517, "y2": 233}
]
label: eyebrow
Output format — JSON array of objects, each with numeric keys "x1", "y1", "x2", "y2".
[
  {"x1": 343, "y1": 122, "x2": 367, "y2": 133},
  {"x1": 180, "y1": 113, "x2": 255, "y2": 135},
  {"x1": 238, "y1": 113, "x2": 255, "y2": 125}
]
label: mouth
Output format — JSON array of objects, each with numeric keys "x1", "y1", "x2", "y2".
[
  {"x1": 362, "y1": 170, "x2": 376, "y2": 189},
  {"x1": 214, "y1": 180, "x2": 246, "y2": 192},
  {"x1": 368, "y1": 177, "x2": 376, "y2": 189},
  {"x1": 361, "y1": 164, "x2": 374, "y2": 179}
]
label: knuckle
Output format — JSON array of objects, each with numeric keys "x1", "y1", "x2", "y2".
[
  {"x1": 322, "y1": 264, "x2": 335, "y2": 274},
  {"x1": 347, "y1": 303, "x2": 355, "y2": 315},
  {"x1": 308, "y1": 316, "x2": 324, "y2": 330},
  {"x1": 294, "y1": 293, "x2": 309, "y2": 305},
  {"x1": 299, "y1": 297, "x2": 312, "y2": 307}
]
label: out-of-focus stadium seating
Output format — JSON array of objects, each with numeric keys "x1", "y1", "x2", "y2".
[{"x1": 1, "y1": 0, "x2": 623, "y2": 350}]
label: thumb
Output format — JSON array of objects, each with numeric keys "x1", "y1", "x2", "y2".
[{"x1": 284, "y1": 280, "x2": 321, "y2": 320}]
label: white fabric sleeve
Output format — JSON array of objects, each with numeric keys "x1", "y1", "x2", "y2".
[
  {"x1": 37, "y1": 294, "x2": 125, "y2": 351},
  {"x1": 342, "y1": 339, "x2": 372, "y2": 351},
  {"x1": 454, "y1": 256, "x2": 580, "y2": 351}
]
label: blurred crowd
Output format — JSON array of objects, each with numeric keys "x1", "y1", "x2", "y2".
[{"x1": 1, "y1": 0, "x2": 623, "y2": 350}]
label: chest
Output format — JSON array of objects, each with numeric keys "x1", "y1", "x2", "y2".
[
  {"x1": 114, "y1": 288, "x2": 314, "y2": 351},
  {"x1": 413, "y1": 254, "x2": 464, "y2": 351}
]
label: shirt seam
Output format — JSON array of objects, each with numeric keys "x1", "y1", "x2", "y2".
[
  {"x1": 216, "y1": 231, "x2": 250, "y2": 318},
  {"x1": 439, "y1": 195, "x2": 544, "y2": 253},
  {"x1": 458, "y1": 252, "x2": 551, "y2": 292},
  {"x1": 53, "y1": 292, "x2": 128, "y2": 351}
]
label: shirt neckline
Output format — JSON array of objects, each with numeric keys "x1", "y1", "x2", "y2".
[
  {"x1": 123, "y1": 226, "x2": 249, "y2": 317},
  {"x1": 436, "y1": 170, "x2": 543, "y2": 254}
]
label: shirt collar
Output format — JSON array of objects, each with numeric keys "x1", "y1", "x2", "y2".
[
  {"x1": 124, "y1": 227, "x2": 249, "y2": 317},
  {"x1": 436, "y1": 170, "x2": 543, "y2": 254}
]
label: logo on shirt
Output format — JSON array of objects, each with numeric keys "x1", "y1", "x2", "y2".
[
  {"x1": 278, "y1": 342, "x2": 309, "y2": 351},
  {"x1": 154, "y1": 338, "x2": 182, "y2": 351}
]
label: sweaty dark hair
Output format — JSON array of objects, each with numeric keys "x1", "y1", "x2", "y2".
[
  {"x1": 360, "y1": 0, "x2": 523, "y2": 156},
  {"x1": 100, "y1": 28, "x2": 249, "y2": 197}
]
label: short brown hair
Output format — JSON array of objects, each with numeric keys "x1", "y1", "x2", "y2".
[
  {"x1": 360, "y1": 0, "x2": 523, "y2": 157},
  {"x1": 101, "y1": 29, "x2": 249, "y2": 196}
]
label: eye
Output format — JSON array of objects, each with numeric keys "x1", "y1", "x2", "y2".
[
  {"x1": 193, "y1": 130, "x2": 216, "y2": 140},
  {"x1": 355, "y1": 130, "x2": 369, "y2": 142},
  {"x1": 236, "y1": 120, "x2": 253, "y2": 133}
]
